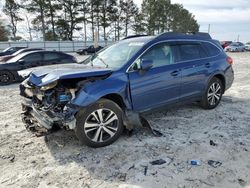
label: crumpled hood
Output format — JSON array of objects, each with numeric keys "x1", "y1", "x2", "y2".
[{"x1": 23, "y1": 64, "x2": 112, "y2": 87}]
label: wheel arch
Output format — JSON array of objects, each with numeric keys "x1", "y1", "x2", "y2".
[
  {"x1": 101, "y1": 93, "x2": 127, "y2": 110},
  {"x1": 213, "y1": 74, "x2": 226, "y2": 93}
]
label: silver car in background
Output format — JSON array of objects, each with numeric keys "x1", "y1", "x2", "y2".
[
  {"x1": 224, "y1": 42, "x2": 245, "y2": 52},
  {"x1": 245, "y1": 42, "x2": 250, "y2": 51}
]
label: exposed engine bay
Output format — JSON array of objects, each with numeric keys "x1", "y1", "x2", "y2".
[{"x1": 20, "y1": 77, "x2": 100, "y2": 134}]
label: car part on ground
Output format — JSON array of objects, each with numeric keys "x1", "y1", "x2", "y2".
[{"x1": 19, "y1": 32, "x2": 234, "y2": 147}]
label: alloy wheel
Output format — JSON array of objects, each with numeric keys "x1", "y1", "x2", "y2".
[
  {"x1": 0, "y1": 73, "x2": 10, "y2": 84},
  {"x1": 84, "y1": 108, "x2": 119, "y2": 143},
  {"x1": 207, "y1": 82, "x2": 222, "y2": 106}
]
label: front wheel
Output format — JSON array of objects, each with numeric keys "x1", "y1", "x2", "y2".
[
  {"x1": 0, "y1": 71, "x2": 14, "y2": 85},
  {"x1": 201, "y1": 77, "x2": 223, "y2": 109},
  {"x1": 75, "y1": 99, "x2": 124, "y2": 147}
]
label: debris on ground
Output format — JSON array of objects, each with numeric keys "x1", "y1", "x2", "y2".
[
  {"x1": 117, "y1": 173, "x2": 127, "y2": 182},
  {"x1": 189, "y1": 159, "x2": 201, "y2": 166},
  {"x1": 207, "y1": 160, "x2": 222, "y2": 168},
  {"x1": 238, "y1": 178, "x2": 247, "y2": 187},
  {"x1": 210, "y1": 140, "x2": 218, "y2": 146},
  {"x1": 141, "y1": 165, "x2": 148, "y2": 176},
  {"x1": 0, "y1": 154, "x2": 15, "y2": 163},
  {"x1": 150, "y1": 159, "x2": 166, "y2": 165}
]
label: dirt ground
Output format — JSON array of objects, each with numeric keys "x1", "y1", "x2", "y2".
[{"x1": 0, "y1": 52, "x2": 250, "y2": 188}]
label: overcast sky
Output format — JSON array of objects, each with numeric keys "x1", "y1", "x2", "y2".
[
  {"x1": 0, "y1": 0, "x2": 249, "y2": 42},
  {"x1": 134, "y1": 0, "x2": 250, "y2": 42}
]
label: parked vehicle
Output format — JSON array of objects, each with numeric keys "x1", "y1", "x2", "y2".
[
  {"x1": 0, "y1": 51, "x2": 77, "y2": 85},
  {"x1": 19, "y1": 32, "x2": 234, "y2": 147},
  {"x1": 0, "y1": 48, "x2": 43, "y2": 62},
  {"x1": 76, "y1": 45, "x2": 103, "y2": 55},
  {"x1": 224, "y1": 42, "x2": 245, "y2": 52},
  {"x1": 0, "y1": 47, "x2": 27, "y2": 57},
  {"x1": 245, "y1": 42, "x2": 250, "y2": 51},
  {"x1": 220, "y1": 41, "x2": 232, "y2": 49}
]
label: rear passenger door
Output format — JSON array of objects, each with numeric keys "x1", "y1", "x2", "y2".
[
  {"x1": 176, "y1": 42, "x2": 210, "y2": 100},
  {"x1": 43, "y1": 52, "x2": 61, "y2": 65}
]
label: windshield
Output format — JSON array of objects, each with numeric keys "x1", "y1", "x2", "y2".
[
  {"x1": 13, "y1": 50, "x2": 23, "y2": 56},
  {"x1": 2, "y1": 47, "x2": 11, "y2": 52},
  {"x1": 6, "y1": 53, "x2": 25, "y2": 63},
  {"x1": 83, "y1": 41, "x2": 144, "y2": 69}
]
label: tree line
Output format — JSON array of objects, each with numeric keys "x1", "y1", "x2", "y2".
[{"x1": 0, "y1": 0, "x2": 199, "y2": 42}]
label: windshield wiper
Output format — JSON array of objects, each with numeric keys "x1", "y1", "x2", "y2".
[{"x1": 96, "y1": 56, "x2": 108, "y2": 68}]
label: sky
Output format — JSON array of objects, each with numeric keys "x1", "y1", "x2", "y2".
[
  {"x1": 0, "y1": 0, "x2": 249, "y2": 42},
  {"x1": 134, "y1": 0, "x2": 250, "y2": 42}
]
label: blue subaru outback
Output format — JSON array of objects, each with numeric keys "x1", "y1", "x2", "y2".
[{"x1": 20, "y1": 32, "x2": 234, "y2": 147}]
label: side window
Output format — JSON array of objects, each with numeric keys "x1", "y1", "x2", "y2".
[
  {"x1": 202, "y1": 42, "x2": 221, "y2": 57},
  {"x1": 178, "y1": 44, "x2": 207, "y2": 62},
  {"x1": 23, "y1": 53, "x2": 43, "y2": 63},
  {"x1": 141, "y1": 43, "x2": 174, "y2": 68},
  {"x1": 44, "y1": 52, "x2": 60, "y2": 61}
]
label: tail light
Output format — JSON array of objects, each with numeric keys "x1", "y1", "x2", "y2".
[{"x1": 226, "y1": 56, "x2": 233, "y2": 65}]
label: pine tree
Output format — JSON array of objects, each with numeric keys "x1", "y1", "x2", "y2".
[
  {"x1": 0, "y1": 20, "x2": 9, "y2": 41},
  {"x1": 3, "y1": 0, "x2": 23, "y2": 41}
]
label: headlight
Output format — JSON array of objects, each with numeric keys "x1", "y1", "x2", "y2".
[{"x1": 40, "y1": 81, "x2": 58, "y2": 91}]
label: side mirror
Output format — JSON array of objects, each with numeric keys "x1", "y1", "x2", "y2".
[{"x1": 140, "y1": 59, "x2": 153, "y2": 71}]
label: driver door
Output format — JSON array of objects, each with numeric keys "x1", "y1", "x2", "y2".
[{"x1": 128, "y1": 43, "x2": 181, "y2": 112}]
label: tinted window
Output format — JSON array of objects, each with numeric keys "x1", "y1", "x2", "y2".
[
  {"x1": 141, "y1": 43, "x2": 174, "y2": 68},
  {"x1": 203, "y1": 42, "x2": 221, "y2": 56},
  {"x1": 178, "y1": 44, "x2": 206, "y2": 61},
  {"x1": 44, "y1": 52, "x2": 60, "y2": 61},
  {"x1": 23, "y1": 53, "x2": 43, "y2": 62}
]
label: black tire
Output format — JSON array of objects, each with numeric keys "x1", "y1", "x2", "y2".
[
  {"x1": 75, "y1": 99, "x2": 124, "y2": 148},
  {"x1": 201, "y1": 77, "x2": 223, "y2": 109},
  {"x1": 0, "y1": 71, "x2": 14, "y2": 85}
]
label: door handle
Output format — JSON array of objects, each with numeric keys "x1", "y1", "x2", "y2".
[
  {"x1": 205, "y1": 63, "x2": 211, "y2": 68},
  {"x1": 171, "y1": 70, "x2": 180, "y2": 76}
]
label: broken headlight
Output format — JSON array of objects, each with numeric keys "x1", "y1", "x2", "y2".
[{"x1": 40, "y1": 81, "x2": 58, "y2": 91}]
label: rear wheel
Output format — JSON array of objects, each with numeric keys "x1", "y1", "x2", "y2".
[
  {"x1": 201, "y1": 77, "x2": 223, "y2": 109},
  {"x1": 75, "y1": 99, "x2": 124, "y2": 147},
  {"x1": 0, "y1": 71, "x2": 14, "y2": 85}
]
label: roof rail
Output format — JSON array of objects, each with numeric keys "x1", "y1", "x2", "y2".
[
  {"x1": 155, "y1": 32, "x2": 212, "y2": 40},
  {"x1": 122, "y1": 35, "x2": 148, "y2": 40}
]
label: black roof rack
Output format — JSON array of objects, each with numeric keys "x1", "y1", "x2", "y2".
[
  {"x1": 122, "y1": 35, "x2": 148, "y2": 40},
  {"x1": 155, "y1": 32, "x2": 212, "y2": 40}
]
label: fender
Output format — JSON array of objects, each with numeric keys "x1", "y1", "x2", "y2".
[
  {"x1": 204, "y1": 70, "x2": 226, "y2": 92},
  {"x1": 71, "y1": 72, "x2": 132, "y2": 109}
]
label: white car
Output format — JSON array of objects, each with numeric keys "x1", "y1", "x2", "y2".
[
  {"x1": 224, "y1": 42, "x2": 245, "y2": 52},
  {"x1": 245, "y1": 42, "x2": 250, "y2": 51}
]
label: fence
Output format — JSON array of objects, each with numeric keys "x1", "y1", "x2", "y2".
[{"x1": 0, "y1": 41, "x2": 113, "y2": 52}]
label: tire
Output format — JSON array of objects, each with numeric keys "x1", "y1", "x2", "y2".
[
  {"x1": 200, "y1": 77, "x2": 223, "y2": 109},
  {"x1": 74, "y1": 99, "x2": 124, "y2": 147},
  {"x1": 0, "y1": 71, "x2": 14, "y2": 85}
]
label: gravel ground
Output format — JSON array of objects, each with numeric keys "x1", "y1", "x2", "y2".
[{"x1": 0, "y1": 52, "x2": 250, "y2": 188}]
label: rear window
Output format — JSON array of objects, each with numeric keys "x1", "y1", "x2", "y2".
[
  {"x1": 202, "y1": 42, "x2": 221, "y2": 56},
  {"x1": 178, "y1": 44, "x2": 207, "y2": 61}
]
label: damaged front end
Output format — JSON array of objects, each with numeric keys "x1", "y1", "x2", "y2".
[
  {"x1": 20, "y1": 68, "x2": 111, "y2": 135},
  {"x1": 20, "y1": 79, "x2": 79, "y2": 135}
]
